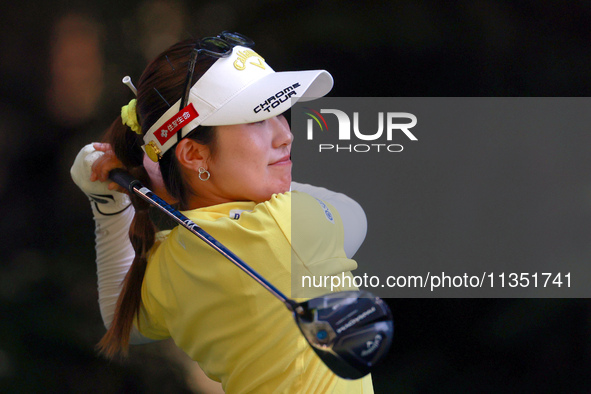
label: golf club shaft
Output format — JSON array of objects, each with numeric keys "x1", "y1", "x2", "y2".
[{"x1": 109, "y1": 168, "x2": 297, "y2": 311}]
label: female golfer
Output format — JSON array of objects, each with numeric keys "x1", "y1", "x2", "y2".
[{"x1": 72, "y1": 32, "x2": 372, "y2": 393}]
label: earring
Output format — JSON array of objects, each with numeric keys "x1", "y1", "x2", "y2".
[{"x1": 198, "y1": 167, "x2": 210, "y2": 181}]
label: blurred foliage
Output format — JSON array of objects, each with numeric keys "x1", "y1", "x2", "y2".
[{"x1": 1, "y1": 0, "x2": 590, "y2": 392}]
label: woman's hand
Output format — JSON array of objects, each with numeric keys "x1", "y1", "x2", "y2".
[
  {"x1": 90, "y1": 142, "x2": 127, "y2": 194},
  {"x1": 70, "y1": 143, "x2": 131, "y2": 215},
  {"x1": 86, "y1": 142, "x2": 177, "y2": 204}
]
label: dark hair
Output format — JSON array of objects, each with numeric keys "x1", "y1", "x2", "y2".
[{"x1": 98, "y1": 39, "x2": 217, "y2": 358}]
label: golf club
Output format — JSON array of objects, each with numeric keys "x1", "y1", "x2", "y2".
[{"x1": 109, "y1": 168, "x2": 394, "y2": 379}]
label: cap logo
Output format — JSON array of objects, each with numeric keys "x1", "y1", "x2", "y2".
[
  {"x1": 253, "y1": 83, "x2": 301, "y2": 114},
  {"x1": 155, "y1": 103, "x2": 199, "y2": 145},
  {"x1": 234, "y1": 49, "x2": 266, "y2": 71}
]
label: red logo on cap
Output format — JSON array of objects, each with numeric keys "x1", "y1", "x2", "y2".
[{"x1": 155, "y1": 104, "x2": 199, "y2": 145}]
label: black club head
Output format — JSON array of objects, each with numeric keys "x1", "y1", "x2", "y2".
[{"x1": 294, "y1": 290, "x2": 394, "y2": 379}]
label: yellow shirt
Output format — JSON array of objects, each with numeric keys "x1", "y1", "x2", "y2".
[{"x1": 138, "y1": 191, "x2": 373, "y2": 393}]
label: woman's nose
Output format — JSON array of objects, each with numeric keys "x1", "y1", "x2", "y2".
[{"x1": 272, "y1": 115, "x2": 293, "y2": 147}]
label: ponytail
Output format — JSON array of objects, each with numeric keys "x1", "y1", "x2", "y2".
[
  {"x1": 95, "y1": 39, "x2": 218, "y2": 357},
  {"x1": 96, "y1": 117, "x2": 156, "y2": 358}
]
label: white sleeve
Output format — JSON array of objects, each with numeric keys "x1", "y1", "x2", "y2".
[
  {"x1": 71, "y1": 144, "x2": 154, "y2": 344},
  {"x1": 92, "y1": 205, "x2": 154, "y2": 344},
  {"x1": 290, "y1": 181, "x2": 367, "y2": 258}
]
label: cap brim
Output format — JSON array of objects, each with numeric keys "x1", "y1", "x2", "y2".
[{"x1": 202, "y1": 69, "x2": 333, "y2": 126}]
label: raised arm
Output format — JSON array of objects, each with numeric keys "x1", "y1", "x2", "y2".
[{"x1": 71, "y1": 143, "x2": 152, "y2": 344}]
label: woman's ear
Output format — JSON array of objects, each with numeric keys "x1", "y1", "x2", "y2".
[{"x1": 175, "y1": 139, "x2": 210, "y2": 172}]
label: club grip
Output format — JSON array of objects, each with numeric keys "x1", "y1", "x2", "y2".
[{"x1": 109, "y1": 168, "x2": 143, "y2": 193}]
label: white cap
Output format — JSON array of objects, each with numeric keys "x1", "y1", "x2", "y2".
[{"x1": 142, "y1": 46, "x2": 333, "y2": 161}]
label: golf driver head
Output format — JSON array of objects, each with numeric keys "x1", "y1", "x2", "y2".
[{"x1": 294, "y1": 290, "x2": 394, "y2": 379}]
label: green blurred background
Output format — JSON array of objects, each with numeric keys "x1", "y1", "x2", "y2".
[{"x1": 1, "y1": 0, "x2": 590, "y2": 392}]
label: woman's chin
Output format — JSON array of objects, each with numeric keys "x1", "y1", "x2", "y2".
[
  {"x1": 253, "y1": 184, "x2": 290, "y2": 202},
  {"x1": 277, "y1": 179, "x2": 292, "y2": 194}
]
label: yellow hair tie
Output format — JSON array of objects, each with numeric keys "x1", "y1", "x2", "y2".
[{"x1": 121, "y1": 99, "x2": 142, "y2": 134}]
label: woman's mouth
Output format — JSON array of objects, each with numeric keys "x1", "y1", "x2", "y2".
[{"x1": 270, "y1": 155, "x2": 292, "y2": 165}]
